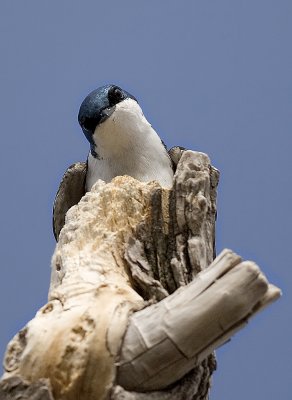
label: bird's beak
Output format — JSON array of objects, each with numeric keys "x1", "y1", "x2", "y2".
[{"x1": 99, "y1": 106, "x2": 115, "y2": 124}]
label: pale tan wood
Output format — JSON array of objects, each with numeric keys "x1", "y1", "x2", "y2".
[
  {"x1": 117, "y1": 251, "x2": 280, "y2": 391},
  {"x1": 0, "y1": 151, "x2": 281, "y2": 400}
]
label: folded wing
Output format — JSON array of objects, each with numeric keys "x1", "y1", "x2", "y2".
[{"x1": 53, "y1": 162, "x2": 87, "y2": 241}]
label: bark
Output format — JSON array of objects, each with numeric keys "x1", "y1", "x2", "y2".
[{"x1": 0, "y1": 151, "x2": 281, "y2": 400}]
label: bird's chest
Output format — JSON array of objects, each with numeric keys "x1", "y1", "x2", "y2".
[
  {"x1": 86, "y1": 149, "x2": 174, "y2": 190},
  {"x1": 86, "y1": 153, "x2": 152, "y2": 191}
]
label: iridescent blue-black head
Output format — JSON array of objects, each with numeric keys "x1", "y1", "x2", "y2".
[{"x1": 78, "y1": 84, "x2": 137, "y2": 157}]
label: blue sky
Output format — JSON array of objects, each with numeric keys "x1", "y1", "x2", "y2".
[{"x1": 0, "y1": 1, "x2": 290, "y2": 399}]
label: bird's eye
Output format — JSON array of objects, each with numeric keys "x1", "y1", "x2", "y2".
[
  {"x1": 108, "y1": 86, "x2": 124, "y2": 105},
  {"x1": 113, "y1": 87, "x2": 123, "y2": 99},
  {"x1": 82, "y1": 117, "x2": 97, "y2": 132}
]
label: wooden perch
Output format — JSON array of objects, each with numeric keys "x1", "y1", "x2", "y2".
[
  {"x1": 0, "y1": 151, "x2": 281, "y2": 400},
  {"x1": 117, "y1": 249, "x2": 279, "y2": 391}
]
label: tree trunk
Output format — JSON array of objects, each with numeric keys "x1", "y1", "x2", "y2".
[{"x1": 0, "y1": 151, "x2": 281, "y2": 400}]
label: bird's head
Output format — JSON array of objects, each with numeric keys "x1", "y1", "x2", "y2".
[{"x1": 78, "y1": 84, "x2": 139, "y2": 158}]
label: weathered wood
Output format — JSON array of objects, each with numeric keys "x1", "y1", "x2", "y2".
[
  {"x1": 0, "y1": 151, "x2": 281, "y2": 400},
  {"x1": 117, "y1": 249, "x2": 280, "y2": 391},
  {"x1": 0, "y1": 376, "x2": 54, "y2": 400}
]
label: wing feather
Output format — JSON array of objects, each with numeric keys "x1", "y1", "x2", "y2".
[
  {"x1": 53, "y1": 162, "x2": 87, "y2": 241},
  {"x1": 168, "y1": 146, "x2": 185, "y2": 170}
]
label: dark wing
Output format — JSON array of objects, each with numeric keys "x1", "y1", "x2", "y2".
[
  {"x1": 168, "y1": 146, "x2": 186, "y2": 170},
  {"x1": 53, "y1": 162, "x2": 87, "y2": 241}
]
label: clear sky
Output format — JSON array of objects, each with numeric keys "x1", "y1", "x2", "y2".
[{"x1": 0, "y1": 1, "x2": 290, "y2": 399}]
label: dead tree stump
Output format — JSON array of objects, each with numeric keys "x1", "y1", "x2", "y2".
[{"x1": 0, "y1": 151, "x2": 280, "y2": 400}]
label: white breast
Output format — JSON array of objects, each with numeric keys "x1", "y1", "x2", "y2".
[{"x1": 86, "y1": 99, "x2": 174, "y2": 190}]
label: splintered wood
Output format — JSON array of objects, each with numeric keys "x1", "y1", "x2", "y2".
[
  {"x1": 0, "y1": 151, "x2": 281, "y2": 400},
  {"x1": 117, "y1": 249, "x2": 280, "y2": 391}
]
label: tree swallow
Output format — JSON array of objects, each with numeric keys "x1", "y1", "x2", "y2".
[{"x1": 53, "y1": 84, "x2": 183, "y2": 240}]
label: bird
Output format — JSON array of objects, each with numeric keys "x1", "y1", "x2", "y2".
[{"x1": 53, "y1": 84, "x2": 184, "y2": 240}]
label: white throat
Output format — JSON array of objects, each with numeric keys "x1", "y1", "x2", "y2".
[{"x1": 86, "y1": 99, "x2": 173, "y2": 190}]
